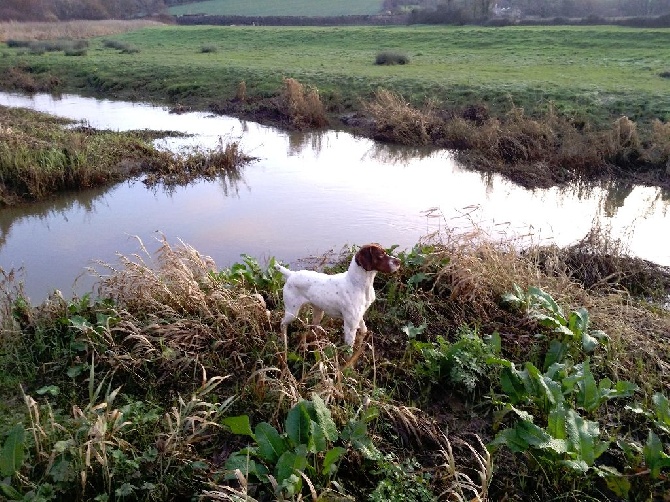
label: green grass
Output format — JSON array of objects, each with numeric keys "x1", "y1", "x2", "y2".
[
  {"x1": 2, "y1": 24, "x2": 669, "y2": 128},
  {"x1": 168, "y1": 0, "x2": 383, "y2": 16}
]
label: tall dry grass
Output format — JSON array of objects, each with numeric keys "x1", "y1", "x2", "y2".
[
  {"x1": 363, "y1": 89, "x2": 670, "y2": 186},
  {"x1": 0, "y1": 20, "x2": 162, "y2": 42},
  {"x1": 276, "y1": 77, "x2": 329, "y2": 129}
]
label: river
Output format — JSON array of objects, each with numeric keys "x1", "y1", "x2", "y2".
[{"x1": 0, "y1": 91, "x2": 668, "y2": 302}]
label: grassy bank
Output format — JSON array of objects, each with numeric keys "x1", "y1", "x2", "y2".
[
  {"x1": 0, "y1": 230, "x2": 668, "y2": 500},
  {"x1": 0, "y1": 105, "x2": 253, "y2": 205},
  {"x1": 2, "y1": 23, "x2": 670, "y2": 127},
  {"x1": 1, "y1": 23, "x2": 670, "y2": 188}
]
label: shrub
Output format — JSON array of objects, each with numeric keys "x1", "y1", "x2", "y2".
[
  {"x1": 200, "y1": 44, "x2": 217, "y2": 53},
  {"x1": 375, "y1": 50, "x2": 410, "y2": 65},
  {"x1": 64, "y1": 48, "x2": 87, "y2": 56}
]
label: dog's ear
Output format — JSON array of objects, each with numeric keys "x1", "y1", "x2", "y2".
[{"x1": 355, "y1": 244, "x2": 376, "y2": 271}]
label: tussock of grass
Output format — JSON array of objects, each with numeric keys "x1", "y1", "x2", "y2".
[
  {"x1": 276, "y1": 77, "x2": 329, "y2": 129},
  {"x1": 102, "y1": 39, "x2": 140, "y2": 53},
  {"x1": 531, "y1": 224, "x2": 670, "y2": 301},
  {"x1": 91, "y1": 236, "x2": 271, "y2": 371},
  {"x1": 375, "y1": 50, "x2": 410, "y2": 65}
]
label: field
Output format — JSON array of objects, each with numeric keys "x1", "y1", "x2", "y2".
[
  {"x1": 168, "y1": 0, "x2": 383, "y2": 16},
  {"x1": 1, "y1": 23, "x2": 670, "y2": 127}
]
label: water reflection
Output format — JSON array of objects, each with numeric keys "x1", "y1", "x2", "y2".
[
  {"x1": 0, "y1": 91, "x2": 669, "y2": 303},
  {"x1": 602, "y1": 180, "x2": 635, "y2": 218},
  {"x1": 0, "y1": 184, "x2": 111, "y2": 249}
]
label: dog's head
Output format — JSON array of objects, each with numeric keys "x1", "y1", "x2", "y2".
[{"x1": 355, "y1": 243, "x2": 401, "y2": 273}]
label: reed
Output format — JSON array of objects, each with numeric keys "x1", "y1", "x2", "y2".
[{"x1": 0, "y1": 20, "x2": 162, "y2": 42}]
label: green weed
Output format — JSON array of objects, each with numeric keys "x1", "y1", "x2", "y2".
[
  {"x1": 223, "y1": 394, "x2": 380, "y2": 499},
  {"x1": 410, "y1": 324, "x2": 500, "y2": 397}
]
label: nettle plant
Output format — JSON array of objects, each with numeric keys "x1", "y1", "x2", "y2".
[{"x1": 223, "y1": 394, "x2": 380, "y2": 498}]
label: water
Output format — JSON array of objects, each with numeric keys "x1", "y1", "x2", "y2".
[{"x1": 1, "y1": 91, "x2": 668, "y2": 302}]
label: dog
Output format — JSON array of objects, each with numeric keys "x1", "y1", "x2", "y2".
[{"x1": 276, "y1": 243, "x2": 400, "y2": 348}]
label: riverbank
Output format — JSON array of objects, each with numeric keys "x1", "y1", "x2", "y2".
[
  {"x1": 0, "y1": 230, "x2": 668, "y2": 500},
  {"x1": 0, "y1": 105, "x2": 252, "y2": 205},
  {"x1": 1, "y1": 23, "x2": 670, "y2": 190}
]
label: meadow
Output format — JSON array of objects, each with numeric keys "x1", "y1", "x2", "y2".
[
  {"x1": 1, "y1": 23, "x2": 670, "y2": 128},
  {"x1": 168, "y1": 0, "x2": 383, "y2": 17}
]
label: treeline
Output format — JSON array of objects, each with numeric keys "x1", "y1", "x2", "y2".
[{"x1": 0, "y1": 0, "x2": 166, "y2": 21}]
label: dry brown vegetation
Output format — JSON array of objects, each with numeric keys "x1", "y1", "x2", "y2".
[
  {"x1": 0, "y1": 20, "x2": 163, "y2": 42},
  {"x1": 276, "y1": 77, "x2": 329, "y2": 129},
  {"x1": 362, "y1": 89, "x2": 670, "y2": 188}
]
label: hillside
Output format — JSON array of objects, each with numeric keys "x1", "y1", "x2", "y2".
[{"x1": 168, "y1": 0, "x2": 384, "y2": 17}]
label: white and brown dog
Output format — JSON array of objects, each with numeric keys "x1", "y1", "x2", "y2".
[{"x1": 276, "y1": 243, "x2": 400, "y2": 348}]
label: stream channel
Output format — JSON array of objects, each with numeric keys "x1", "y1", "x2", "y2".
[{"x1": 1, "y1": 91, "x2": 669, "y2": 303}]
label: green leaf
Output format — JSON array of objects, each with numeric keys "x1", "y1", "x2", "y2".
[
  {"x1": 597, "y1": 465, "x2": 631, "y2": 498},
  {"x1": 308, "y1": 419, "x2": 327, "y2": 453},
  {"x1": 485, "y1": 331, "x2": 502, "y2": 354},
  {"x1": 547, "y1": 404, "x2": 568, "y2": 440},
  {"x1": 35, "y1": 385, "x2": 59, "y2": 396},
  {"x1": 652, "y1": 392, "x2": 670, "y2": 431},
  {"x1": 568, "y1": 308, "x2": 589, "y2": 336},
  {"x1": 528, "y1": 287, "x2": 565, "y2": 322},
  {"x1": 644, "y1": 430, "x2": 670, "y2": 479},
  {"x1": 491, "y1": 420, "x2": 567, "y2": 455},
  {"x1": 341, "y1": 419, "x2": 382, "y2": 460},
  {"x1": 322, "y1": 447, "x2": 346, "y2": 476},
  {"x1": 544, "y1": 340, "x2": 568, "y2": 370},
  {"x1": 581, "y1": 331, "x2": 600, "y2": 353},
  {"x1": 0, "y1": 483, "x2": 23, "y2": 500},
  {"x1": 222, "y1": 415, "x2": 254, "y2": 437},
  {"x1": 115, "y1": 483, "x2": 135, "y2": 497},
  {"x1": 525, "y1": 362, "x2": 563, "y2": 411},
  {"x1": 499, "y1": 364, "x2": 527, "y2": 404},
  {"x1": 565, "y1": 409, "x2": 608, "y2": 466},
  {"x1": 275, "y1": 448, "x2": 308, "y2": 485},
  {"x1": 311, "y1": 394, "x2": 338, "y2": 442},
  {"x1": 286, "y1": 401, "x2": 311, "y2": 447},
  {"x1": 255, "y1": 422, "x2": 286, "y2": 464},
  {"x1": 0, "y1": 424, "x2": 25, "y2": 477},
  {"x1": 560, "y1": 459, "x2": 590, "y2": 472},
  {"x1": 279, "y1": 473, "x2": 302, "y2": 497},
  {"x1": 516, "y1": 420, "x2": 567, "y2": 454},
  {"x1": 224, "y1": 451, "x2": 268, "y2": 482},
  {"x1": 575, "y1": 359, "x2": 600, "y2": 412}
]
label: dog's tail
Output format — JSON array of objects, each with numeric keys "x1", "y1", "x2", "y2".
[{"x1": 274, "y1": 262, "x2": 292, "y2": 278}]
